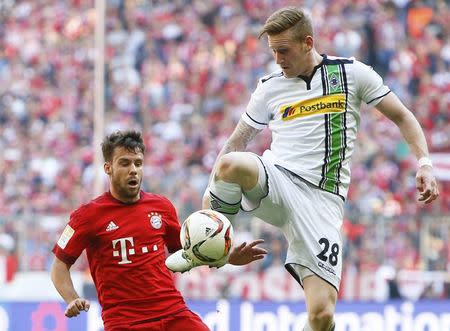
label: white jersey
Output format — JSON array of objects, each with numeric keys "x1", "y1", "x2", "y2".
[{"x1": 242, "y1": 55, "x2": 390, "y2": 200}]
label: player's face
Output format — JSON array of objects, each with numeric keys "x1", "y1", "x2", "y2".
[
  {"x1": 106, "y1": 147, "x2": 144, "y2": 203},
  {"x1": 268, "y1": 29, "x2": 310, "y2": 78}
]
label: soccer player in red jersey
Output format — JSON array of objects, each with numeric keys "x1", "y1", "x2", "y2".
[{"x1": 51, "y1": 130, "x2": 267, "y2": 331}]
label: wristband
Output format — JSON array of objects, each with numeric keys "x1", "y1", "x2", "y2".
[{"x1": 418, "y1": 157, "x2": 432, "y2": 168}]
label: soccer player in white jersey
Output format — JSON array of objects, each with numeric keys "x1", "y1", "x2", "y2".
[{"x1": 168, "y1": 6, "x2": 439, "y2": 331}]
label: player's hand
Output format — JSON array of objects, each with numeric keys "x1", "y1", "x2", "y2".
[
  {"x1": 228, "y1": 239, "x2": 267, "y2": 266},
  {"x1": 65, "y1": 298, "x2": 90, "y2": 318},
  {"x1": 416, "y1": 165, "x2": 439, "y2": 204}
]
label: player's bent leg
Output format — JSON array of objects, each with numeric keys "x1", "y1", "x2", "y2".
[
  {"x1": 303, "y1": 275, "x2": 337, "y2": 331},
  {"x1": 169, "y1": 152, "x2": 261, "y2": 274},
  {"x1": 208, "y1": 152, "x2": 260, "y2": 220}
]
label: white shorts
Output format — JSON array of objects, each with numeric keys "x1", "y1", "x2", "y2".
[{"x1": 242, "y1": 151, "x2": 344, "y2": 291}]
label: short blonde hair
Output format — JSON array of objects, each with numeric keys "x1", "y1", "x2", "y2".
[{"x1": 259, "y1": 7, "x2": 313, "y2": 41}]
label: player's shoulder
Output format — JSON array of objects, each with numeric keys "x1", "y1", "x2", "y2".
[
  {"x1": 323, "y1": 54, "x2": 355, "y2": 65},
  {"x1": 140, "y1": 191, "x2": 175, "y2": 209},
  {"x1": 259, "y1": 70, "x2": 284, "y2": 85},
  {"x1": 70, "y1": 192, "x2": 110, "y2": 219},
  {"x1": 330, "y1": 55, "x2": 372, "y2": 70},
  {"x1": 69, "y1": 201, "x2": 93, "y2": 222},
  {"x1": 324, "y1": 55, "x2": 373, "y2": 70},
  {"x1": 325, "y1": 55, "x2": 377, "y2": 76}
]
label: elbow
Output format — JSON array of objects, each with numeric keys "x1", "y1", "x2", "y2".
[
  {"x1": 391, "y1": 112, "x2": 407, "y2": 126},
  {"x1": 222, "y1": 140, "x2": 243, "y2": 154},
  {"x1": 227, "y1": 137, "x2": 247, "y2": 152},
  {"x1": 397, "y1": 109, "x2": 417, "y2": 128}
]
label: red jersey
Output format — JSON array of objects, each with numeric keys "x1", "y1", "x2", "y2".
[{"x1": 52, "y1": 191, "x2": 186, "y2": 329}]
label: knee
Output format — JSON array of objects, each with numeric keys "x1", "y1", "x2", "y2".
[
  {"x1": 214, "y1": 152, "x2": 259, "y2": 190},
  {"x1": 308, "y1": 303, "x2": 334, "y2": 330},
  {"x1": 215, "y1": 153, "x2": 245, "y2": 182}
]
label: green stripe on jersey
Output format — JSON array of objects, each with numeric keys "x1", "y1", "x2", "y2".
[
  {"x1": 323, "y1": 113, "x2": 343, "y2": 192},
  {"x1": 321, "y1": 64, "x2": 346, "y2": 194}
]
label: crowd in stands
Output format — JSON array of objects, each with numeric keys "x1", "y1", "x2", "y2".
[{"x1": 0, "y1": 0, "x2": 449, "y2": 296}]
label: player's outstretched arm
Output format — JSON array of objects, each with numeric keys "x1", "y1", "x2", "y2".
[
  {"x1": 375, "y1": 92, "x2": 439, "y2": 204},
  {"x1": 228, "y1": 239, "x2": 268, "y2": 266},
  {"x1": 50, "y1": 257, "x2": 90, "y2": 317}
]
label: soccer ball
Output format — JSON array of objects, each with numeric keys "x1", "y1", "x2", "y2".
[{"x1": 180, "y1": 209, "x2": 234, "y2": 264}]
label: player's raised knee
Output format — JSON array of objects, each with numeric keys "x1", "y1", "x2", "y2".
[{"x1": 216, "y1": 152, "x2": 251, "y2": 181}]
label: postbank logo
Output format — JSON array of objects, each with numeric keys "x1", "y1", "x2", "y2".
[{"x1": 280, "y1": 93, "x2": 346, "y2": 121}]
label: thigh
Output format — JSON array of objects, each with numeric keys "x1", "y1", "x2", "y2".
[
  {"x1": 249, "y1": 152, "x2": 345, "y2": 289},
  {"x1": 163, "y1": 309, "x2": 210, "y2": 331},
  {"x1": 270, "y1": 171, "x2": 344, "y2": 291},
  {"x1": 286, "y1": 185, "x2": 344, "y2": 291},
  {"x1": 244, "y1": 154, "x2": 293, "y2": 227}
]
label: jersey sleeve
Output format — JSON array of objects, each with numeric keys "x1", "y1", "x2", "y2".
[
  {"x1": 52, "y1": 206, "x2": 92, "y2": 265},
  {"x1": 353, "y1": 60, "x2": 391, "y2": 106},
  {"x1": 161, "y1": 197, "x2": 182, "y2": 253},
  {"x1": 241, "y1": 79, "x2": 269, "y2": 130}
]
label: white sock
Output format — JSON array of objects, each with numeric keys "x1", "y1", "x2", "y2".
[{"x1": 209, "y1": 180, "x2": 241, "y2": 222}]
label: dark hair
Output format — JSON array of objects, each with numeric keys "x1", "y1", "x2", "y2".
[
  {"x1": 259, "y1": 7, "x2": 313, "y2": 41},
  {"x1": 102, "y1": 130, "x2": 145, "y2": 162}
]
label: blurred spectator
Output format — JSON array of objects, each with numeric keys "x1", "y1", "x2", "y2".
[{"x1": 0, "y1": 230, "x2": 17, "y2": 283}]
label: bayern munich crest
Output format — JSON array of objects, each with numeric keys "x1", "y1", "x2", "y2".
[{"x1": 148, "y1": 212, "x2": 162, "y2": 229}]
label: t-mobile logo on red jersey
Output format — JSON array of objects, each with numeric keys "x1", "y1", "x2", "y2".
[{"x1": 112, "y1": 237, "x2": 135, "y2": 264}]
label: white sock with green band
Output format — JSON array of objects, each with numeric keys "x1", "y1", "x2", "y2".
[{"x1": 209, "y1": 180, "x2": 242, "y2": 222}]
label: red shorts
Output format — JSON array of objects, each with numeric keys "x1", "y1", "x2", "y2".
[{"x1": 108, "y1": 309, "x2": 209, "y2": 331}]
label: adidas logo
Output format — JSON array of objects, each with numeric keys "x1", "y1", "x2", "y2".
[
  {"x1": 106, "y1": 221, "x2": 119, "y2": 232},
  {"x1": 205, "y1": 227, "x2": 212, "y2": 236}
]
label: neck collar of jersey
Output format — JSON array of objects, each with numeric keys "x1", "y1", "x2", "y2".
[
  {"x1": 106, "y1": 190, "x2": 143, "y2": 205},
  {"x1": 296, "y1": 54, "x2": 327, "y2": 82}
]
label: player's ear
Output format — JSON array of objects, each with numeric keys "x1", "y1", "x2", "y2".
[
  {"x1": 104, "y1": 162, "x2": 111, "y2": 175},
  {"x1": 304, "y1": 35, "x2": 313, "y2": 51}
]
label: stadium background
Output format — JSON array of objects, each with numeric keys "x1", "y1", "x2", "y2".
[{"x1": 0, "y1": 0, "x2": 449, "y2": 330}]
